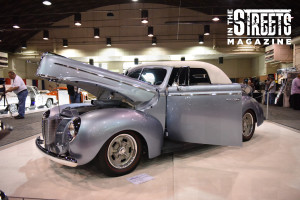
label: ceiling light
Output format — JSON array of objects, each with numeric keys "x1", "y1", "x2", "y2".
[
  {"x1": 204, "y1": 25, "x2": 210, "y2": 35},
  {"x1": 198, "y1": 35, "x2": 204, "y2": 44},
  {"x1": 148, "y1": 26, "x2": 154, "y2": 37},
  {"x1": 13, "y1": 17, "x2": 20, "y2": 29},
  {"x1": 94, "y1": 28, "x2": 100, "y2": 38},
  {"x1": 212, "y1": 17, "x2": 219, "y2": 21},
  {"x1": 132, "y1": 0, "x2": 138, "y2": 1},
  {"x1": 13, "y1": 25, "x2": 20, "y2": 29},
  {"x1": 141, "y1": 10, "x2": 148, "y2": 24},
  {"x1": 43, "y1": 1, "x2": 52, "y2": 6},
  {"x1": 21, "y1": 41, "x2": 27, "y2": 49},
  {"x1": 63, "y1": 39, "x2": 68, "y2": 47},
  {"x1": 106, "y1": 38, "x2": 111, "y2": 46},
  {"x1": 74, "y1": 13, "x2": 81, "y2": 26},
  {"x1": 43, "y1": 30, "x2": 49, "y2": 40},
  {"x1": 152, "y1": 37, "x2": 157, "y2": 45}
]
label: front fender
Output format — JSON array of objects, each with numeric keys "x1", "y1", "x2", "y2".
[{"x1": 69, "y1": 108, "x2": 164, "y2": 165}]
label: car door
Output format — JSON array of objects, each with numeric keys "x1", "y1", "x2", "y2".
[{"x1": 166, "y1": 67, "x2": 242, "y2": 146}]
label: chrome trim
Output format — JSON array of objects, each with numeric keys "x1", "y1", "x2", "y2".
[
  {"x1": 168, "y1": 92, "x2": 242, "y2": 96},
  {"x1": 226, "y1": 98, "x2": 241, "y2": 101},
  {"x1": 36, "y1": 136, "x2": 78, "y2": 167}
]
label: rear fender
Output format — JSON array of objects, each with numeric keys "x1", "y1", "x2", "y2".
[{"x1": 242, "y1": 96, "x2": 264, "y2": 126}]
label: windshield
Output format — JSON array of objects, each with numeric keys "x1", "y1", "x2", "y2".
[{"x1": 127, "y1": 68, "x2": 167, "y2": 86}]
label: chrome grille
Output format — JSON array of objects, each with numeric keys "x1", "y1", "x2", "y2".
[{"x1": 42, "y1": 118, "x2": 61, "y2": 145}]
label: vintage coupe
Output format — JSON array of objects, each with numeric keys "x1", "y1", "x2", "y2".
[{"x1": 36, "y1": 53, "x2": 264, "y2": 176}]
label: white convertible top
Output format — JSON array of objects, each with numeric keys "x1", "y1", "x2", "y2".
[{"x1": 138, "y1": 61, "x2": 232, "y2": 84}]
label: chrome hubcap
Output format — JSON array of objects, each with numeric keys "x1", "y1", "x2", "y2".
[
  {"x1": 243, "y1": 112, "x2": 254, "y2": 137},
  {"x1": 107, "y1": 134, "x2": 137, "y2": 169}
]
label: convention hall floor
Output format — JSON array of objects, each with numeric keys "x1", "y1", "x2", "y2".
[{"x1": 0, "y1": 120, "x2": 300, "y2": 200}]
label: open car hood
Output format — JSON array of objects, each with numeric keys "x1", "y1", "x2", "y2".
[{"x1": 36, "y1": 53, "x2": 158, "y2": 108}]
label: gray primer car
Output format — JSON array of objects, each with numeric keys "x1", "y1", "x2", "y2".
[{"x1": 36, "y1": 53, "x2": 264, "y2": 176}]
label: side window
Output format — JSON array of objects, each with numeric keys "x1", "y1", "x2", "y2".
[
  {"x1": 139, "y1": 68, "x2": 167, "y2": 85},
  {"x1": 189, "y1": 68, "x2": 211, "y2": 85},
  {"x1": 168, "y1": 67, "x2": 188, "y2": 86},
  {"x1": 127, "y1": 69, "x2": 142, "y2": 79}
]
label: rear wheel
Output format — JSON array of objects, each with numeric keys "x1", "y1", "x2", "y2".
[
  {"x1": 46, "y1": 99, "x2": 53, "y2": 108},
  {"x1": 98, "y1": 131, "x2": 142, "y2": 176},
  {"x1": 242, "y1": 110, "x2": 255, "y2": 142}
]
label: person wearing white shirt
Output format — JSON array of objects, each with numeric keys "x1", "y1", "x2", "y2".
[{"x1": 5, "y1": 71, "x2": 28, "y2": 119}]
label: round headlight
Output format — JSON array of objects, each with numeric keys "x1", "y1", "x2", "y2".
[{"x1": 68, "y1": 117, "x2": 81, "y2": 142}]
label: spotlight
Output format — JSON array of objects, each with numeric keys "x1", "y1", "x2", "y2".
[
  {"x1": 63, "y1": 39, "x2": 68, "y2": 47},
  {"x1": 198, "y1": 34, "x2": 204, "y2": 44},
  {"x1": 204, "y1": 25, "x2": 210, "y2": 35},
  {"x1": 212, "y1": 17, "x2": 219, "y2": 21},
  {"x1": 43, "y1": 30, "x2": 49, "y2": 40},
  {"x1": 141, "y1": 10, "x2": 148, "y2": 24},
  {"x1": 13, "y1": 17, "x2": 20, "y2": 29},
  {"x1": 74, "y1": 13, "x2": 81, "y2": 26},
  {"x1": 43, "y1": 1, "x2": 52, "y2": 6},
  {"x1": 152, "y1": 37, "x2": 157, "y2": 45},
  {"x1": 94, "y1": 28, "x2": 100, "y2": 38},
  {"x1": 148, "y1": 26, "x2": 154, "y2": 37},
  {"x1": 21, "y1": 41, "x2": 27, "y2": 49},
  {"x1": 13, "y1": 25, "x2": 20, "y2": 29},
  {"x1": 106, "y1": 38, "x2": 111, "y2": 46}
]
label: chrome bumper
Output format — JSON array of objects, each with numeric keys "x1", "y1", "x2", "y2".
[{"x1": 35, "y1": 136, "x2": 78, "y2": 167}]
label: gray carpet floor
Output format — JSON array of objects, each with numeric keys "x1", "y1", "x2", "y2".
[
  {"x1": 0, "y1": 112, "x2": 43, "y2": 147},
  {"x1": 262, "y1": 105, "x2": 300, "y2": 130}
]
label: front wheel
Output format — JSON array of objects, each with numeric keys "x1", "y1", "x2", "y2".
[
  {"x1": 242, "y1": 110, "x2": 255, "y2": 142},
  {"x1": 97, "y1": 131, "x2": 142, "y2": 176},
  {"x1": 9, "y1": 104, "x2": 18, "y2": 114}
]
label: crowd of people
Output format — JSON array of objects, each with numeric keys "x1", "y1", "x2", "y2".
[{"x1": 244, "y1": 74, "x2": 299, "y2": 109}]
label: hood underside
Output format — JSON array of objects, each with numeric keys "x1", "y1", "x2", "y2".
[{"x1": 37, "y1": 53, "x2": 159, "y2": 108}]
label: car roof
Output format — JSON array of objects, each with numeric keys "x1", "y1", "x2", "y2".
[{"x1": 133, "y1": 61, "x2": 232, "y2": 84}]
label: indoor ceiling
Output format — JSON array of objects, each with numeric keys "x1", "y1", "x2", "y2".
[{"x1": 0, "y1": 0, "x2": 299, "y2": 53}]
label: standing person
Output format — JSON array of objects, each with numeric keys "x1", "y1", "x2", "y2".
[
  {"x1": 67, "y1": 85, "x2": 81, "y2": 103},
  {"x1": 67, "y1": 84, "x2": 75, "y2": 103},
  {"x1": 291, "y1": 74, "x2": 300, "y2": 110},
  {"x1": 247, "y1": 78, "x2": 254, "y2": 97},
  {"x1": 5, "y1": 71, "x2": 28, "y2": 119},
  {"x1": 73, "y1": 86, "x2": 81, "y2": 103},
  {"x1": 264, "y1": 77, "x2": 271, "y2": 105},
  {"x1": 268, "y1": 77, "x2": 276, "y2": 105}
]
